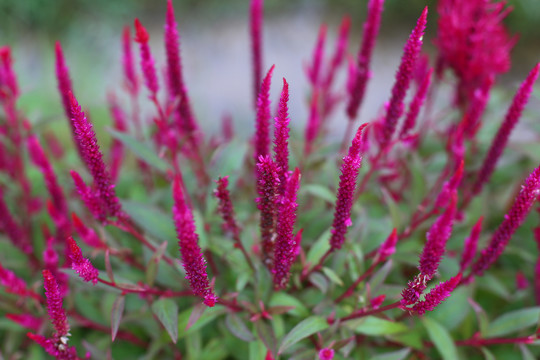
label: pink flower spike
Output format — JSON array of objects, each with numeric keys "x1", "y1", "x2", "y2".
[
  {"x1": 134, "y1": 18, "x2": 159, "y2": 97},
  {"x1": 463, "y1": 75, "x2": 494, "y2": 139},
  {"x1": 122, "y1": 26, "x2": 138, "y2": 95},
  {"x1": 323, "y1": 15, "x2": 351, "y2": 90},
  {"x1": 379, "y1": 7, "x2": 427, "y2": 148},
  {"x1": 254, "y1": 65, "x2": 275, "y2": 164},
  {"x1": 43, "y1": 269, "x2": 70, "y2": 337},
  {"x1": 6, "y1": 313, "x2": 43, "y2": 332},
  {"x1": 399, "y1": 68, "x2": 432, "y2": 138},
  {"x1": 273, "y1": 168, "x2": 301, "y2": 289},
  {"x1": 70, "y1": 170, "x2": 106, "y2": 222},
  {"x1": 172, "y1": 175, "x2": 217, "y2": 307},
  {"x1": 471, "y1": 63, "x2": 540, "y2": 197},
  {"x1": 434, "y1": 160, "x2": 464, "y2": 209},
  {"x1": 71, "y1": 213, "x2": 104, "y2": 249},
  {"x1": 319, "y1": 348, "x2": 335, "y2": 360},
  {"x1": 472, "y1": 164, "x2": 540, "y2": 276},
  {"x1": 376, "y1": 228, "x2": 398, "y2": 263},
  {"x1": 304, "y1": 90, "x2": 320, "y2": 156},
  {"x1": 67, "y1": 236, "x2": 99, "y2": 285},
  {"x1": 273, "y1": 78, "x2": 291, "y2": 195},
  {"x1": 330, "y1": 124, "x2": 368, "y2": 250},
  {"x1": 459, "y1": 216, "x2": 483, "y2": 272},
  {"x1": 346, "y1": 0, "x2": 385, "y2": 120},
  {"x1": 165, "y1": 0, "x2": 183, "y2": 99},
  {"x1": 0, "y1": 186, "x2": 33, "y2": 254},
  {"x1": 0, "y1": 47, "x2": 18, "y2": 98},
  {"x1": 250, "y1": 0, "x2": 264, "y2": 106},
  {"x1": 26, "y1": 333, "x2": 57, "y2": 357},
  {"x1": 307, "y1": 24, "x2": 327, "y2": 86},
  {"x1": 214, "y1": 176, "x2": 240, "y2": 239},
  {"x1": 55, "y1": 42, "x2": 74, "y2": 120},
  {"x1": 0, "y1": 262, "x2": 39, "y2": 299},
  {"x1": 419, "y1": 193, "x2": 457, "y2": 278},
  {"x1": 256, "y1": 155, "x2": 280, "y2": 267},
  {"x1": 412, "y1": 273, "x2": 462, "y2": 315},
  {"x1": 69, "y1": 92, "x2": 123, "y2": 220}
]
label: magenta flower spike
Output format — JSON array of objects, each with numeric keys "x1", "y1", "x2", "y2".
[
  {"x1": 399, "y1": 68, "x2": 432, "y2": 138},
  {"x1": 67, "y1": 236, "x2": 99, "y2": 285},
  {"x1": 0, "y1": 47, "x2": 18, "y2": 98},
  {"x1": 346, "y1": 0, "x2": 385, "y2": 120},
  {"x1": 250, "y1": 0, "x2": 264, "y2": 106},
  {"x1": 6, "y1": 313, "x2": 43, "y2": 332},
  {"x1": 254, "y1": 65, "x2": 275, "y2": 164},
  {"x1": 459, "y1": 216, "x2": 483, "y2": 272},
  {"x1": 273, "y1": 168, "x2": 301, "y2": 289},
  {"x1": 319, "y1": 348, "x2": 335, "y2": 360},
  {"x1": 412, "y1": 273, "x2": 462, "y2": 315},
  {"x1": 304, "y1": 90, "x2": 320, "y2": 156},
  {"x1": 69, "y1": 92, "x2": 123, "y2": 221},
  {"x1": 0, "y1": 262, "x2": 39, "y2": 299},
  {"x1": 71, "y1": 213, "x2": 104, "y2": 249},
  {"x1": 472, "y1": 164, "x2": 540, "y2": 276},
  {"x1": 376, "y1": 228, "x2": 398, "y2": 263},
  {"x1": 214, "y1": 176, "x2": 240, "y2": 239},
  {"x1": 43, "y1": 269, "x2": 70, "y2": 338},
  {"x1": 463, "y1": 75, "x2": 494, "y2": 139},
  {"x1": 535, "y1": 227, "x2": 540, "y2": 305},
  {"x1": 273, "y1": 78, "x2": 291, "y2": 194},
  {"x1": 70, "y1": 170, "x2": 106, "y2": 223},
  {"x1": 307, "y1": 24, "x2": 327, "y2": 86},
  {"x1": 122, "y1": 26, "x2": 138, "y2": 95},
  {"x1": 419, "y1": 193, "x2": 457, "y2": 279},
  {"x1": 330, "y1": 123, "x2": 367, "y2": 250},
  {"x1": 379, "y1": 7, "x2": 427, "y2": 148},
  {"x1": 54, "y1": 42, "x2": 74, "y2": 120},
  {"x1": 134, "y1": 18, "x2": 159, "y2": 98},
  {"x1": 256, "y1": 155, "x2": 280, "y2": 266},
  {"x1": 323, "y1": 16, "x2": 350, "y2": 90},
  {"x1": 108, "y1": 95, "x2": 127, "y2": 183},
  {"x1": 0, "y1": 186, "x2": 33, "y2": 254},
  {"x1": 172, "y1": 175, "x2": 217, "y2": 307},
  {"x1": 470, "y1": 63, "x2": 540, "y2": 197}
]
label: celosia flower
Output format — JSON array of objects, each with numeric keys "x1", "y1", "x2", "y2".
[
  {"x1": 459, "y1": 216, "x2": 483, "y2": 272},
  {"x1": 370, "y1": 294, "x2": 386, "y2": 309},
  {"x1": 69, "y1": 92, "x2": 123, "y2": 220},
  {"x1": 0, "y1": 186, "x2": 33, "y2": 254},
  {"x1": 516, "y1": 272, "x2": 529, "y2": 290},
  {"x1": 304, "y1": 90, "x2": 320, "y2": 156},
  {"x1": 0, "y1": 46, "x2": 18, "y2": 98},
  {"x1": 70, "y1": 170, "x2": 106, "y2": 223},
  {"x1": 67, "y1": 236, "x2": 99, "y2": 285},
  {"x1": 256, "y1": 155, "x2": 280, "y2": 266},
  {"x1": 323, "y1": 15, "x2": 350, "y2": 90},
  {"x1": 434, "y1": 160, "x2": 463, "y2": 209},
  {"x1": 0, "y1": 262, "x2": 39, "y2": 299},
  {"x1": 71, "y1": 213, "x2": 104, "y2": 249},
  {"x1": 399, "y1": 68, "x2": 432, "y2": 138},
  {"x1": 470, "y1": 63, "x2": 540, "y2": 197},
  {"x1": 172, "y1": 175, "x2": 217, "y2": 307},
  {"x1": 379, "y1": 7, "x2": 427, "y2": 148},
  {"x1": 401, "y1": 273, "x2": 428, "y2": 307},
  {"x1": 43, "y1": 269, "x2": 70, "y2": 337},
  {"x1": 435, "y1": 0, "x2": 515, "y2": 104},
  {"x1": 346, "y1": 0, "x2": 385, "y2": 120},
  {"x1": 412, "y1": 273, "x2": 462, "y2": 315},
  {"x1": 6, "y1": 313, "x2": 43, "y2": 332},
  {"x1": 306, "y1": 24, "x2": 327, "y2": 86},
  {"x1": 472, "y1": 164, "x2": 540, "y2": 276},
  {"x1": 122, "y1": 26, "x2": 138, "y2": 95},
  {"x1": 462, "y1": 75, "x2": 493, "y2": 138},
  {"x1": 254, "y1": 65, "x2": 275, "y2": 164},
  {"x1": 214, "y1": 176, "x2": 240, "y2": 239},
  {"x1": 273, "y1": 168, "x2": 301, "y2": 289},
  {"x1": 108, "y1": 94, "x2": 127, "y2": 183},
  {"x1": 319, "y1": 348, "x2": 335, "y2": 360},
  {"x1": 376, "y1": 228, "x2": 398, "y2": 263},
  {"x1": 250, "y1": 0, "x2": 264, "y2": 105},
  {"x1": 134, "y1": 18, "x2": 159, "y2": 97},
  {"x1": 330, "y1": 124, "x2": 367, "y2": 250},
  {"x1": 273, "y1": 78, "x2": 291, "y2": 195},
  {"x1": 43, "y1": 236, "x2": 60, "y2": 272}
]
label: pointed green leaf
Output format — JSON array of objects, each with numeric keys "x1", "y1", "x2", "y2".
[
  {"x1": 269, "y1": 293, "x2": 309, "y2": 317},
  {"x1": 278, "y1": 316, "x2": 329, "y2": 354},
  {"x1": 484, "y1": 307, "x2": 540, "y2": 338},
  {"x1": 187, "y1": 302, "x2": 207, "y2": 331},
  {"x1": 322, "y1": 267, "x2": 344, "y2": 286},
  {"x1": 303, "y1": 184, "x2": 336, "y2": 203},
  {"x1": 353, "y1": 316, "x2": 408, "y2": 336},
  {"x1": 370, "y1": 348, "x2": 411, "y2": 360},
  {"x1": 306, "y1": 229, "x2": 331, "y2": 266},
  {"x1": 423, "y1": 317, "x2": 458, "y2": 360},
  {"x1": 309, "y1": 272, "x2": 329, "y2": 293},
  {"x1": 151, "y1": 298, "x2": 179, "y2": 343},
  {"x1": 108, "y1": 129, "x2": 169, "y2": 173},
  {"x1": 122, "y1": 200, "x2": 176, "y2": 244},
  {"x1": 110, "y1": 295, "x2": 125, "y2": 341},
  {"x1": 255, "y1": 320, "x2": 277, "y2": 358},
  {"x1": 225, "y1": 313, "x2": 256, "y2": 342},
  {"x1": 480, "y1": 347, "x2": 496, "y2": 360}
]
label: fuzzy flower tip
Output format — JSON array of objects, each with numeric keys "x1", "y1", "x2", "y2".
[
  {"x1": 273, "y1": 168, "x2": 301, "y2": 289},
  {"x1": 214, "y1": 176, "x2": 240, "y2": 238},
  {"x1": 273, "y1": 78, "x2": 291, "y2": 194},
  {"x1": 134, "y1": 18, "x2": 159, "y2": 96},
  {"x1": 471, "y1": 63, "x2": 540, "y2": 196},
  {"x1": 380, "y1": 7, "x2": 427, "y2": 148},
  {"x1": 55, "y1": 42, "x2": 74, "y2": 120},
  {"x1": 324, "y1": 15, "x2": 350, "y2": 89},
  {"x1": 43, "y1": 269, "x2": 69, "y2": 337},
  {"x1": 164, "y1": 0, "x2": 184, "y2": 98},
  {"x1": 69, "y1": 92, "x2": 123, "y2": 220},
  {"x1": 459, "y1": 216, "x2": 483, "y2": 272},
  {"x1": 67, "y1": 237, "x2": 99, "y2": 285},
  {"x1": 254, "y1": 65, "x2": 275, "y2": 163},
  {"x1": 330, "y1": 124, "x2": 367, "y2": 250},
  {"x1": 412, "y1": 273, "x2": 462, "y2": 315},
  {"x1": 319, "y1": 348, "x2": 335, "y2": 360},
  {"x1": 250, "y1": 0, "x2": 264, "y2": 105},
  {"x1": 0, "y1": 262, "x2": 37, "y2": 299},
  {"x1": 256, "y1": 155, "x2": 280, "y2": 266},
  {"x1": 172, "y1": 176, "x2": 217, "y2": 307},
  {"x1": 472, "y1": 164, "x2": 540, "y2": 276},
  {"x1": 307, "y1": 24, "x2": 327, "y2": 86},
  {"x1": 122, "y1": 26, "x2": 138, "y2": 94},
  {"x1": 70, "y1": 170, "x2": 106, "y2": 223},
  {"x1": 346, "y1": 0, "x2": 385, "y2": 120},
  {"x1": 377, "y1": 228, "x2": 398, "y2": 263}
]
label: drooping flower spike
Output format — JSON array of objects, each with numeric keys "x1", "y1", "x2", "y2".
[
  {"x1": 411, "y1": 273, "x2": 462, "y2": 315},
  {"x1": 67, "y1": 236, "x2": 99, "y2": 285}
]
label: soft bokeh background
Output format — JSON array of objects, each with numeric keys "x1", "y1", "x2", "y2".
[{"x1": 1, "y1": 0, "x2": 539, "y2": 139}]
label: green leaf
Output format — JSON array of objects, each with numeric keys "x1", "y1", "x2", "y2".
[
  {"x1": 468, "y1": 298, "x2": 490, "y2": 335},
  {"x1": 520, "y1": 344, "x2": 536, "y2": 360},
  {"x1": 368, "y1": 259, "x2": 393, "y2": 291},
  {"x1": 484, "y1": 307, "x2": 540, "y2": 338},
  {"x1": 278, "y1": 316, "x2": 329, "y2": 354},
  {"x1": 423, "y1": 317, "x2": 458, "y2": 360},
  {"x1": 110, "y1": 295, "x2": 125, "y2": 341},
  {"x1": 255, "y1": 321, "x2": 277, "y2": 358},
  {"x1": 309, "y1": 272, "x2": 329, "y2": 293},
  {"x1": 306, "y1": 229, "x2": 331, "y2": 266},
  {"x1": 225, "y1": 313, "x2": 256, "y2": 342},
  {"x1": 303, "y1": 184, "x2": 336, "y2": 203},
  {"x1": 122, "y1": 200, "x2": 176, "y2": 244},
  {"x1": 269, "y1": 293, "x2": 309, "y2": 317},
  {"x1": 108, "y1": 129, "x2": 169, "y2": 173},
  {"x1": 322, "y1": 267, "x2": 344, "y2": 286},
  {"x1": 151, "y1": 298, "x2": 179, "y2": 343},
  {"x1": 353, "y1": 316, "x2": 408, "y2": 336},
  {"x1": 480, "y1": 347, "x2": 496, "y2": 360},
  {"x1": 370, "y1": 348, "x2": 411, "y2": 360},
  {"x1": 381, "y1": 188, "x2": 401, "y2": 230}
]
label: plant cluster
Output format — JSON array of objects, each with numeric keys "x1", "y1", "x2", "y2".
[{"x1": 1, "y1": 0, "x2": 540, "y2": 359}]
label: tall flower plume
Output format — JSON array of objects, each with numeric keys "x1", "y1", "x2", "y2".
[
  {"x1": 54, "y1": 42, "x2": 74, "y2": 121},
  {"x1": 0, "y1": 186, "x2": 33, "y2": 254},
  {"x1": 470, "y1": 63, "x2": 540, "y2": 197},
  {"x1": 0, "y1": 262, "x2": 40, "y2": 300},
  {"x1": 472, "y1": 164, "x2": 540, "y2": 276},
  {"x1": 43, "y1": 269, "x2": 70, "y2": 338},
  {"x1": 0, "y1": 47, "x2": 18, "y2": 98},
  {"x1": 69, "y1": 92, "x2": 123, "y2": 221},
  {"x1": 250, "y1": 0, "x2": 264, "y2": 106},
  {"x1": 330, "y1": 123, "x2": 367, "y2": 250},
  {"x1": 411, "y1": 273, "x2": 462, "y2": 315},
  {"x1": 346, "y1": 0, "x2": 385, "y2": 120},
  {"x1": 304, "y1": 90, "x2": 320, "y2": 156},
  {"x1": 273, "y1": 78, "x2": 291, "y2": 195},
  {"x1": 399, "y1": 68, "x2": 432, "y2": 138},
  {"x1": 134, "y1": 18, "x2": 159, "y2": 98},
  {"x1": 122, "y1": 26, "x2": 138, "y2": 95},
  {"x1": 306, "y1": 24, "x2": 327, "y2": 86},
  {"x1": 273, "y1": 168, "x2": 301, "y2": 289},
  {"x1": 459, "y1": 216, "x2": 483, "y2": 272},
  {"x1": 214, "y1": 176, "x2": 241, "y2": 240},
  {"x1": 323, "y1": 16, "x2": 350, "y2": 90},
  {"x1": 172, "y1": 175, "x2": 217, "y2": 307},
  {"x1": 254, "y1": 65, "x2": 275, "y2": 164},
  {"x1": 67, "y1": 236, "x2": 99, "y2": 285},
  {"x1": 379, "y1": 7, "x2": 427, "y2": 148}
]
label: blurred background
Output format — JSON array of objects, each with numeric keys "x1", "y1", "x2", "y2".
[{"x1": 0, "y1": 0, "x2": 539, "y2": 138}]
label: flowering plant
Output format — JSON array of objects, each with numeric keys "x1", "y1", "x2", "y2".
[{"x1": 1, "y1": 0, "x2": 540, "y2": 359}]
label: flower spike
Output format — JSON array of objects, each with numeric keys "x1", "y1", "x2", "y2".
[
  {"x1": 67, "y1": 236, "x2": 99, "y2": 285},
  {"x1": 459, "y1": 216, "x2": 483, "y2": 272},
  {"x1": 412, "y1": 273, "x2": 462, "y2": 315},
  {"x1": 273, "y1": 78, "x2": 291, "y2": 195},
  {"x1": 254, "y1": 65, "x2": 275, "y2": 164},
  {"x1": 122, "y1": 26, "x2": 138, "y2": 95},
  {"x1": 134, "y1": 18, "x2": 159, "y2": 98},
  {"x1": 250, "y1": 0, "x2": 264, "y2": 106},
  {"x1": 43, "y1": 269, "x2": 69, "y2": 338}
]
